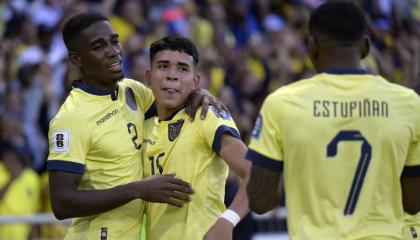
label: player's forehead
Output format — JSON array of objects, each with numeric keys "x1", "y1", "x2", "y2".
[
  {"x1": 152, "y1": 50, "x2": 194, "y2": 66},
  {"x1": 79, "y1": 20, "x2": 118, "y2": 44}
]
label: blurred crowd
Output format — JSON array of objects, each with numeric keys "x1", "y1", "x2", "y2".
[{"x1": 0, "y1": 0, "x2": 419, "y2": 239}]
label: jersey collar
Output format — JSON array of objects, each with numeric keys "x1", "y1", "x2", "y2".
[
  {"x1": 323, "y1": 69, "x2": 369, "y2": 75},
  {"x1": 159, "y1": 105, "x2": 186, "y2": 122},
  {"x1": 72, "y1": 80, "x2": 119, "y2": 100}
]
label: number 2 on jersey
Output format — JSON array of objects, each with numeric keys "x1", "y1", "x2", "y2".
[
  {"x1": 327, "y1": 130, "x2": 372, "y2": 215},
  {"x1": 127, "y1": 123, "x2": 141, "y2": 150}
]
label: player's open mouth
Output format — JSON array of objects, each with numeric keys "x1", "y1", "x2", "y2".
[
  {"x1": 162, "y1": 88, "x2": 179, "y2": 93},
  {"x1": 107, "y1": 62, "x2": 122, "y2": 72}
]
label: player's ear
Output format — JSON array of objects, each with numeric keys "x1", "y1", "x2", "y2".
[
  {"x1": 361, "y1": 36, "x2": 371, "y2": 59},
  {"x1": 145, "y1": 70, "x2": 152, "y2": 87},
  {"x1": 192, "y1": 74, "x2": 200, "y2": 90},
  {"x1": 307, "y1": 35, "x2": 319, "y2": 71},
  {"x1": 69, "y1": 51, "x2": 82, "y2": 68},
  {"x1": 307, "y1": 35, "x2": 318, "y2": 60}
]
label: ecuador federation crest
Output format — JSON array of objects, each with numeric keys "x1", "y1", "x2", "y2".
[
  {"x1": 125, "y1": 87, "x2": 137, "y2": 111},
  {"x1": 168, "y1": 119, "x2": 184, "y2": 141}
]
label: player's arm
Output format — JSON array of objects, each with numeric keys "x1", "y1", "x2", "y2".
[
  {"x1": 402, "y1": 99, "x2": 420, "y2": 215},
  {"x1": 141, "y1": 86, "x2": 226, "y2": 121},
  {"x1": 204, "y1": 134, "x2": 250, "y2": 240},
  {"x1": 245, "y1": 95, "x2": 284, "y2": 214},
  {"x1": 49, "y1": 170, "x2": 193, "y2": 220},
  {"x1": 401, "y1": 166, "x2": 420, "y2": 215},
  {"x1": 219, "y1": 134, "x2": 251, "y2": 219},
  {"x1": 246, "y1": 163, "x2": 282, "y2": 214}
]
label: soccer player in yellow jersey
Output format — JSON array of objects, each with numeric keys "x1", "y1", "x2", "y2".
[
  {"x1": 47, "y1": 12, "x2": 222, "y2": 240},
  {"x1": 143, "y1": 35, "x2": 251, "y2": 240},
  {"x1": 246, "y1": 1, "x2": 420, "y2": 240}
]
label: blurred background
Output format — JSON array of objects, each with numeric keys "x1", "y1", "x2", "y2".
[{"x1": 0, "y1": 0, "x2": 418, "y2": 239}]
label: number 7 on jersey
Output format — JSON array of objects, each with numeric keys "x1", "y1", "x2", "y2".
[{"x1": 327, "y1": 130, "x2": 372, "y2": 216}]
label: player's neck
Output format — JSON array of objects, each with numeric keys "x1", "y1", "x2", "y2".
[
  {"x1": 157, "y1": 105, "x2": 185, "y2": 121},
  {"x1": 81, "y1": 78, "x2": 119, "y2": 92},
  {"x1": 317, "y1": 53, "x2": 362, "y2": 73}
]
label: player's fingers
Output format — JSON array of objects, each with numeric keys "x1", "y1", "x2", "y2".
[
  {"x1": 169, "y1": 191, "x2": 192, "y2": 202},
  {"x1": 220, "y1": 102, "x2": 229, "y2": 113},
  {"x1": 186, "y1": 90, "x2": 201, "y2": 121},
  {"x1": 185, "y1": 101, "x2": 192, "y2": 121},
  {"x1": 210, "y1": 96, "x2": 223, "y2": 112},
  {"x1": 169, "y1": 182, "x2": 195, "y2": 194},
  {"x1": 165, "y1": 198, "x2": 184, "y2": 208},
  {"x1": 169, "y1": 178, "x2": 194, "y2": 192},
  {"x1": 163, "y1": 173, "x2": 176, "y2": 177},
  {"x1": 200, "y1": 97, "x2": 210, "y2": 120}
]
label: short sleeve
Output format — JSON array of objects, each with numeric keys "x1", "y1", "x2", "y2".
[
  {"x1": 247, "y1": 93, "x2": 284, "y2": 172},
  {"x1": 403, "y1": 93, "x2": 420, "y2": 176},
  {"x1": 197, "y1": 106, "x2": 240, "y2": 155},
  {"x1": 47, "y1": 111, "x2": 90, "y2": 174}
]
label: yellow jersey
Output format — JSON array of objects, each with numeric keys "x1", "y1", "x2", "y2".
[
  {"x1": 247, "y1": 70, "x2": 420, "y2": 239},
  {"x1": 143, "y1": 106, "x2": 240, "y2": 240},
  {"x1": 47, "y1": 78, "x2": 154, "y2": 240}
]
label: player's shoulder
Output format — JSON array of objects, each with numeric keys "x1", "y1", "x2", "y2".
[
  {"x1": 119, "y1": 78, "x2": 148, "y2": 90},
  {"x1": 50, "y1": 101, "x2": 86, "y2": 127},
  {"x1": 379, "y1": 78, "x2": 419, "y2": 99},
  {"x1": 264, "y1": 76, "x2": 317, "y2": 105},
  {"x1": 274, "y1": 75, "x2": 318, "y2": 95},
  {"x1": 202, "y1": 106, "x2": 234, "y2": 123},
  {"x1": 187, "y1": 106, "x2": 234, "y2": 133},
  {"x1": 375, "y1": 77, "x2": 420, "y2": 111},
  {"x1": 120, "y1": 78, "x2": 153, "y2": 101}
]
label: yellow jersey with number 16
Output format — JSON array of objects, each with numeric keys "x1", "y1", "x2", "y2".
[{"x1": 143, "y1": 106, "x2": 240, "y2": 240}]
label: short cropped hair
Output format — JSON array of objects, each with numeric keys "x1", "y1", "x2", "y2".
[
  {"x1": 62, "y1": 12, "x2": 108, "y2": 51},
  {"x1": 309, "y1": 1, "x2": 366, "y2": 43},
  {"x1": 149, "y1": 35, "x2": 199, "y2": 66}
]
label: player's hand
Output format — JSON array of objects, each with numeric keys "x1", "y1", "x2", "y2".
[
  {"x1": 135, "y1": 174, "x2": 194, "y2": 207},
  {"x1": 185, "y1": 88, "x2": 228, "y2": 121},
  {"x1": 203, "y1": 218, "x2": 233, "y2": 240}
]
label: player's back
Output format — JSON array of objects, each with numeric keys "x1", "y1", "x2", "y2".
[{"x1": 271, "y1": 71, "x2": 419, "y2": 239}]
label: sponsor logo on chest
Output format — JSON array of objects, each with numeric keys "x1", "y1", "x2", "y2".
[{"x1": 96, "y1": 109, "x2": 118, "y2": 126}]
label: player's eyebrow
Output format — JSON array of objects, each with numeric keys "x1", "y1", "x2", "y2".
[
  {"x1": 155, "y1": 60, "x2": 191, "y2": 66},
  {"x1": 177, "y1": 62, "x2": 190, "y2": 68},
  {"x1": 155, "y1": 60, "x2": 170, "y2": 65},
  {"x1": 89, "y1": 34, "x2": 119, "y2": 46},
  {"x1": 154, "y1": 60, "x2": 192, "y2": 70}
]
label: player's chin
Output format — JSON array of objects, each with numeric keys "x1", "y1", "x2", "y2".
[
  {"x1": 161, "y1": 99, "x2": 182, "y2": 109},
  {"x1": 109, "y1": 72, "x2": 124, "y2": 82}
]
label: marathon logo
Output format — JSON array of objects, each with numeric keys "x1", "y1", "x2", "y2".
[
  {"x1": 101, "y1": 227, "x2": 107, "y2": 240},
  {"x1": 143, "y1": 138, "x2": 156, "y2": 145},
  {"x1": 96, "y1": 109, "x2": 118, "y2": 126},
  {"x1": 410, "y1": 226, "x2": 418, "y2": 238}
]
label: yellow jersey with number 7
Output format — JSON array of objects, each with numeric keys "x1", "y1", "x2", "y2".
[{"x1": 247, "y1": 70, "x2": 420, "y2": 240}]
